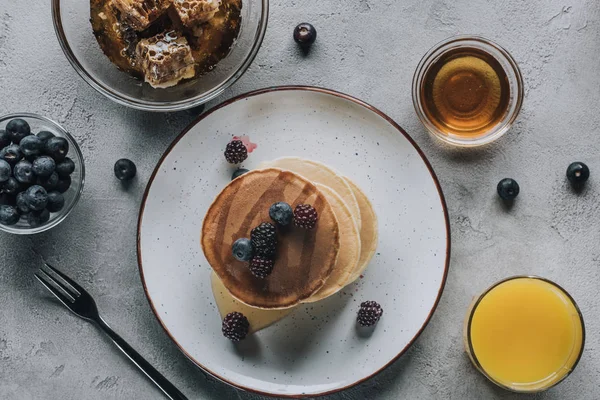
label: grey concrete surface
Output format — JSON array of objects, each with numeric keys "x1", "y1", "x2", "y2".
[{"x1": 1, "y1": 0, "x2": 599, "y2": 399}]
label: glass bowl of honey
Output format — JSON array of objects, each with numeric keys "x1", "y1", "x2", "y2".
[
  {"x1": 412, "y1": 36, "x2": 524, "y2": 147},
  {"x1": 464, "y1": 276, "x2": 585, "y2": 393}
]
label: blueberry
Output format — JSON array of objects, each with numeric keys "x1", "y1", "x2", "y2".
[
  {"x1": 6, "y1": 119, "x2": 31, "y2": 144},
  {"x1": 56, "y1": 175, "x2": 71, "y2": 193},
  {"x1": 37, "y1": 131, "x2": 55, "y2": 142},
  {"x1": 13, "y1": 160, "x2": 35, "y2": 184},
  {"x1": 32, "y1": 156, "x2": 56, "y2": 177},
  {"x1": 0, "y1": 159, "x2": 10, "y2": 182},
  {"x1": 19, "y1": 135, "x2": 44, "y2": 157},
  {"x1": 16, "y1": 192, "x2": 30, "y2": 214},
  {"x1": 114, "y1": 159, "x2": 137, "y2": 181},
  {"x1": 0, "y1": 194, "x2": 16, "y2": 206},
  {"x1": 269, "y1": 202, "x2": 293, "y2": 226},
  {"x1": 294, "y1": 23, "x2": 317, "y2": 48},
  {"x1": 24, "y1": 185, "x2": 48, "y2": 211},
  {"x1": 231, "y1": 168, "x2": 249, "y2": 180},
  {"x1": 0, "y1": 130, "x2": 10, "y2": 148},
  {"x1": 497, "y1": 178, "x2": 520, "y2": 200},
  {"x1": 45, "y1": 137, "x2": 69, "y2": 161},
  {"x1": 28, "y1": 209, "x2": 50, "y2": 227},
  {"x1": 55, "y1": 157, "x2": 75, "y2": 177},
  {"x1": 2, "y1": 177, "x2": 20, "y2": 196},
  {"x1": 37, "y1": 172, "x2": 59, "y2": 190},
  {"x1": 566, "y1": 162, "x2": 589, "y2": 186},
  {"x1": 46, "y1": 191, "x2": 65, "y2": 213},
  {"x1": 0, "y1": 205, "x2": 19, "y2": 225},
  {"x1": 0, "y1": 144, "x2": 23, "y2": 166},
  {"x1": 232, "y1": 238, "x2": 254, "y2": 262}
]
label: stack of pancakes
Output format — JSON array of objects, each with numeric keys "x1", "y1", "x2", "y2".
[{"x1": 201, "y1": 157, "x2": 378, "y2": 333}]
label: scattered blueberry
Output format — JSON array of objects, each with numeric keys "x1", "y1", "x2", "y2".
[
  {"x1": 232, "y1": 238, "x2": 254, "y2": 262},
  {"x1": 56, "y1": 175, "x2": 71, "y2": 193},
  {"x1": 114, "y1": 159, "x2": 137, "y2": 181},
  {"x1": 0, "y1": 205, "x2": 19, "y2": 226},
  {"x1": 13, "y1": 160, "x2": 35, "y2": 184},
  {"x1": 19, "y1": 135, "x2": 44, "y2": 157},
  {"x1": 6, "y1": 119, "x2": 31, "y2": 144},
  {"x1": 46, "y1": 191, "x2": 65, "y2": 213},
  {"x1": 24, "y1": 185, "x2": 48, "y2": 211},
  {"x1": 45, "y1": 137, "x2": 69, "y2": 161},
  {"x1": 32, "y1": 156, "x2": 56, "y2": 177},
  {"x1": 0, "y1": 159, "x2": 10, "y2": 182},
  {"x1": 566, "y1": 162, "x2": 590, "y2": 186},
  {"x1": 55, "y1": 157, "x2": 75, "y2": 177},
  {"x1": 269, "y1": 202, "x2": 293, "y2": 226},
  {"x1": 2, "y1": 177, "x2": 20, "y2": 196},
  {"x1": 15, "y1": 192, "x2": 30, "y2": 214},
  {"x1": 28, "y1": 208, "x2": 50, "y2": 227},
  {"x1": 0, "y1": 144, "x2": 23, "y2": 166},
  {"x1": 294, "y1": 23, "x2": 317, "y2": 48},
  {"x1": 497, "y1": 178, "x2": 520, "y2": 201},
  {"x1": 0, "y1": 130, "x2": 10, "y2": 148},
  {"x1": 231, "y1": 168, "x2": 249, "y2": 180},
  {"x1": 37, "y1": 131, "x2": 55, "y2": 142},
  {"x1": 37, "y1": 172, "x2": 59, "y2": 191}
]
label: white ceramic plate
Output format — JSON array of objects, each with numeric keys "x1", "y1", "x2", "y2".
[{"x1": 137, "y1": 87, "x2": 450, "y2": 397}]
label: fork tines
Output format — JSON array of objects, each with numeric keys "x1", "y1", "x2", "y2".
[{"x1": 34, "y1": 263, "x2": 81, "y2": 305}]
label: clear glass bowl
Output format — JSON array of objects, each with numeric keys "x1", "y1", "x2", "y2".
[
  {"x1": 412, "y1": 35, "x2": 524, "y2": 147},
  {"x1": 0, "y1": 114, "x2": 85, "y2": 235},
  {"x1": 52, "y1": 0, "x2": 269, "y2": 112}
]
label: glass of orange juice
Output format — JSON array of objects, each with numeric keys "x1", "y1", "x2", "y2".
[{"x1": 464, "y1": 276, "x2": 585, "y2": 392}]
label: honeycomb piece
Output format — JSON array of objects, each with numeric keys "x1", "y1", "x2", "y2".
[
  {"x1": 136, "y1": 31, "x2": 197, "y2": 88},
  {"x1": 172, "y1": 0, "x2": 222, "y2": 30},
  {"x1": 110, "y1": 0, "x2": 172, "y2": 31}
]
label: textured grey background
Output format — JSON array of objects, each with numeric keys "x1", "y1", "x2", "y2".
[{"x1": 1, "y1": 0, "x2": 599, "y2": 399}]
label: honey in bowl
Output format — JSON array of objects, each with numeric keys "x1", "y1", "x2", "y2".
[
  {"x1": 421, "y1": 48, "x2": 510, "y2": 138},
  {"x1": 464, "y1": 277, "x2": 585, "y2": 392}
]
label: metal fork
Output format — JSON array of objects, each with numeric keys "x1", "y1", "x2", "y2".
[{"x1": 35, "y1": 263, "x2": 188, "y2": 400}]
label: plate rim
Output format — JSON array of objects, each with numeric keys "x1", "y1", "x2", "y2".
[{"x1": 136, "y1": 85, "x2": 451, "y2": 398}]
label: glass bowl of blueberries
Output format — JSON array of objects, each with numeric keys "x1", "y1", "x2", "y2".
[{"x1": 0, "y1": 114, "x2": 84, "y2": 234}]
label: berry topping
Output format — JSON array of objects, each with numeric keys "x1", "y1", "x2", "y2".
[
  {"x1": 293, "y1": 204, "x2": 318, "y2": 229},
  {"x1": 231, "y1": 168, "x2": 249, "y2": 180},
  {"x1": 497, "y1": 178, "x2": 520, "y2": 201},
  {"x1": 232, "y1": 238, "x2": 254, "y2": 262},
  {"x1": 32, "y1": 156, "x2": 56, "y2": 178},
  {"x1": 224, "y1": 140, "x2": 248, "y2": 164},
  {"x1": 114, "y1": 159, "x2": 137, "y2": 181},
  {"x1": 567, "y1": 162, "x2": 590, "y2": 186},
  {"x1": 222, "y1": 312, "x2": 250, "y2": 342},
  {"x1": 357, "y1": 301, "x2": 383, "y2": 327},
  {"x1": 294, "y1": 23, "x2": 317, "y2": 48},
  {"x1": 269, "y1": 202, "x2": 293, "y2": 226},
  {"x1": 232, "y1": 135, "x2": 257, "y2": 153},
  {"x1": 0, "y1": 205, "x2": 19, "y2": 226},
  {"x1": 251, "y1": 222, "x2": 277, "y2": 258},
  {"x1": 6, "y1": 119, "x2": 31, "y2": 144},
  {"x1": 249, "y1": 256, "x2": 274, "y2": 279}
]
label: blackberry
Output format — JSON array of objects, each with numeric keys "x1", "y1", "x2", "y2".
[
  {"x1": 224, "y1": 140, "x2": 248, "y2": 164},
  {"x1": 222, "y1": 312, "x2": 250, "y2": 342},
  {"x1": 293, "y1": 204, "x2": 318, "y2": 229},
  {"x1": 357, "y1": 301, "x2": 383, "y2": 327},
  {"x1": 251, "y1": 222, "x2": 277, "y2": 258},
  {"x1": 249, "y1": 256, "x2": 274, "y2": 279}
]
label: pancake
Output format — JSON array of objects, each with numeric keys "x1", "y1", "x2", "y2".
[
  {"x1": 211, "y1": 272, "x2": 294, "y2": 333},
  {"x1": 201, "y1": 168, "x2": 340, "y2": 309},
  {"x1": 344, "y1": 177, "x2": 379, "y2": 284},
  {"x1": 304, "y1": 184, "x2": 361, "y2": 303},
  {"x1": 259, "y1": 157, "x2": 361, "y2": 230}
]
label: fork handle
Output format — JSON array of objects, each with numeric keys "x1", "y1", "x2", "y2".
[{"x1": 96, "y1": 317, "x2": 188, "y2": 400}]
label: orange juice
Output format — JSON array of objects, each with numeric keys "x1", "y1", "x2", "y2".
[{"x1": 464, "y1": 277, "x2": 585, "y2": 392}]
